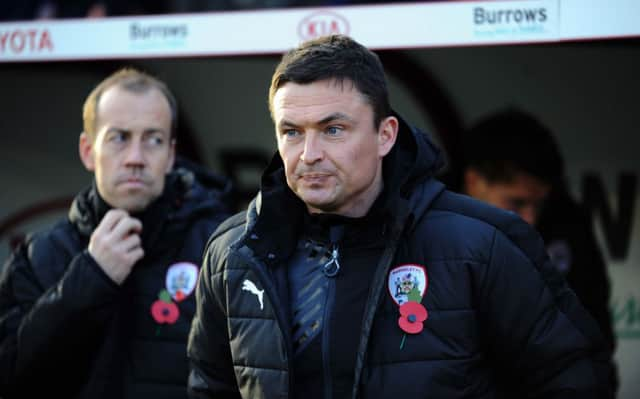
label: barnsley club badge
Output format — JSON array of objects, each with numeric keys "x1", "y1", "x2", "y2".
[
  {"x1": 388, "y1": 264, "x2": 428, "y2": 306},
  {"x1": 165, "y1": 262, "x2": 199, "y2": 302}
]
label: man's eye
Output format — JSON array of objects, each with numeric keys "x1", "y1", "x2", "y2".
[
  {"x1": 284, "y1": 129, "x2": 300, "y2": 138},
  {"x1": 147, "y1": 135, "x2": 164, "y2": 146},
  {"x1": 326, "y1": 126, "x2": 342, "y2": 135},
  {"x1": 109, "y1": 132, "x2": 127, "y2": 142}
]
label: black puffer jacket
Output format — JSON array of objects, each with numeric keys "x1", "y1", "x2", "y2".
[
  {"x1": 188, "y1": 117, "x2": 611, "y2": 398},
  {"x1": 0, "y1": 163, "x2": 231, "y2": 398}
]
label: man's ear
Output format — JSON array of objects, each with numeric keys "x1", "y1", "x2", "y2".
[
  {"x1": 79, "y1": 132, "x2": 95, "y2": 172},
  {"x1": 378, "y1": 116, "x2": 399, "y2": 157},
  {"x1": 166, "y1": 139, "x2": 176, "y2": 173}
]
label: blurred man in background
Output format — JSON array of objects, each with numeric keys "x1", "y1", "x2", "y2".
[
  {"x1": 0, "y1": 68, "x2": 231, "y2": 398},
  {"x1": 460, "y1": 108, "x2": 617, "y2": 397}
]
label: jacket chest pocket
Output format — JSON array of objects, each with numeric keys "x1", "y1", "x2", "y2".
[
  {"x1": 225, "y1": 268, "x2": 288, "y2": 369},
  {"x1": 362, "y1": 302, "x2": 482, "y2": 396},
  {"x1": 369, "y1": 297, "x2": 479, "y2": 363}
]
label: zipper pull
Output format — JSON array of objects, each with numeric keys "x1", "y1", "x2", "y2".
[{"x1": 323, "y1": 245, "x2": 340, "y2": 277}]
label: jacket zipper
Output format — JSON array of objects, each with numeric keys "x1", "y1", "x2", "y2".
[
  {"x1": 322, "y1": 266, "x2": 337, "y2": 399},
  {"x1": 321, "y1": 242, "x2": 341, "y2": 399}
]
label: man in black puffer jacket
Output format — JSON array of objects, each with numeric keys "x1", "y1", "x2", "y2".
[
  {"x1": 0, "y1": 68, "x2": 231, "y2": 398},
  {"x1": 188, "y1": 35, "x2": 612, "y2": 398}
]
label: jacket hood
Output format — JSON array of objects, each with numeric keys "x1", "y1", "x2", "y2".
[
  {"x1": 384, "y1": 112, "x2": 444, "y2": 191},
  {"x1": 69, "y1": 158, "x2": 232, "y2": 238},
  {"x1": 387, "y1": 112, "x2": 447, "y2": 229}
]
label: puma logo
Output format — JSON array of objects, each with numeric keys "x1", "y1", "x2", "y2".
[{"x1": 242, "y1": 279, "x2": 264, "y2": 310}]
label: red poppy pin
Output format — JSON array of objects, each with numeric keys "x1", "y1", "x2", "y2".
[
  {"x1": 398, "y1": 301, "x2": 428, "y2": 334},
  {"x1": 151, "y1": 262, "x2": 199, "y2": 335},
  {"x1": 151, "y1": 289, "x2": 180, "y2": 325},
  {"x1": 388, "y1": 264, "x2": 429, "y2": 349}
]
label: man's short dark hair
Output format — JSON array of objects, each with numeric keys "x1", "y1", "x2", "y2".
[
  {"x1": 83, "y1": 67, "x2": 178, "y2": 140},
  {"x1": 268, "y1": 34, "x2": 392, "y2": 127},
  {"x1": 462, "y1": 108, "x2": 564, "y2": 184}
]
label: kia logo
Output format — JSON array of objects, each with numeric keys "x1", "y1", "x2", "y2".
[{"x1": 298, "y1": 11, "x2": 350, "y2": 41}]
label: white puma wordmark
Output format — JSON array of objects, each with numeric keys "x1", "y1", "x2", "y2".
[{"x1": 242, "y1": 279, "x2": 264, "y2": 310}]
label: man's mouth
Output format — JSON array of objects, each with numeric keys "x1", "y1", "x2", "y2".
[
  {"x1": 120, "y1": 177, "x2": 148, "y2": 188},
  {"x1": 300, "y1": 174, "x2": 330, "y2": 182}
]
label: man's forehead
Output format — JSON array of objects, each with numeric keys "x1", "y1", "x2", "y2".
[
  {"x1": 95, "y1": 85, "x2": 171, "y2": 127},
  {"x1": 99, "y1": 84, "x2": 165, "y2": 107},
  {"x1": 272, "y1": 79, "x2": 368, "y2": 119},
  {"x1": 277, "y1": 77, "x2": 362, "y2": 97}
]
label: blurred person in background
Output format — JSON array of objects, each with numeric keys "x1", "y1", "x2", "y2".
[{"x1": 460, "y1": 108, "x2": 617, "y2": 398}]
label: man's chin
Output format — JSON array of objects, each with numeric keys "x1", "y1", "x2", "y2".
[
  {"x1": 300, "y1": 196, "x2": 337, "y2": 214},
  {"x1": 109, "y1": 195, "x2": 153, "y2": 213},
  {"x1": 124, "y1": 202, "x2": 149, "y2": 214}
]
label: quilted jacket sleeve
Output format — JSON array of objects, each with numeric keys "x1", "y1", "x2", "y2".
[
  {"x1": 188, "y1": 239, "x2": 241, "y2": 399},
  {"x1": 0, "y1": 236, "x2": 121, "y2": 397},
  {"x1": 477, "y1": 225, "x2": 612, "y2": 399}
]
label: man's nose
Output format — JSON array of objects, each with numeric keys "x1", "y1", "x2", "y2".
[
  {"x1": 300, "y1": 133, "x2": 323, "y2": 164},
  {"x1": 124, "y1": 139, "x2": 145, "y2": 166}
]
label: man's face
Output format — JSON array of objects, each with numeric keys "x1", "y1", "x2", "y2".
[
  {"x1": 465, "y1": 169, "x2": 551, "y2": 225},
  {"x1": 272, "y1": 79, "x2": 397, "y2": 217},
  {"x1": 79, "y1": 85, "x2": 175, "y2": 213}
]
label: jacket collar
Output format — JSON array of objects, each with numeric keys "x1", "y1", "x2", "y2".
[
  {"x1": 245, "y1": 112, "x2": 446, "y2": 263},
  {"x1": 68, "y1": 179, "x2": 175, "y2": 253},
  {"x1": 68, "y1": 161, "x2": 231, "y2": 252}
]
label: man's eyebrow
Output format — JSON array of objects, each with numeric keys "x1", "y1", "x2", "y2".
[
  {"x1": 102, "y1": 127, "x2": 170, "y2": 141},
  {"x1": 278, "y1": 120, "x2": 299, "y2": 130},
  {"x1": 105, "y1": 127, "x2": 130, "y2": 135},
  {"x1": 278, "y1": 113, "x2": 354, "y2": 130},
  {"x1": 143, "y1": 127, "x2": 168, "y2": 135},
  {"x1": 317, "y1": 112, "x2": 354, "y2": 125}
]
